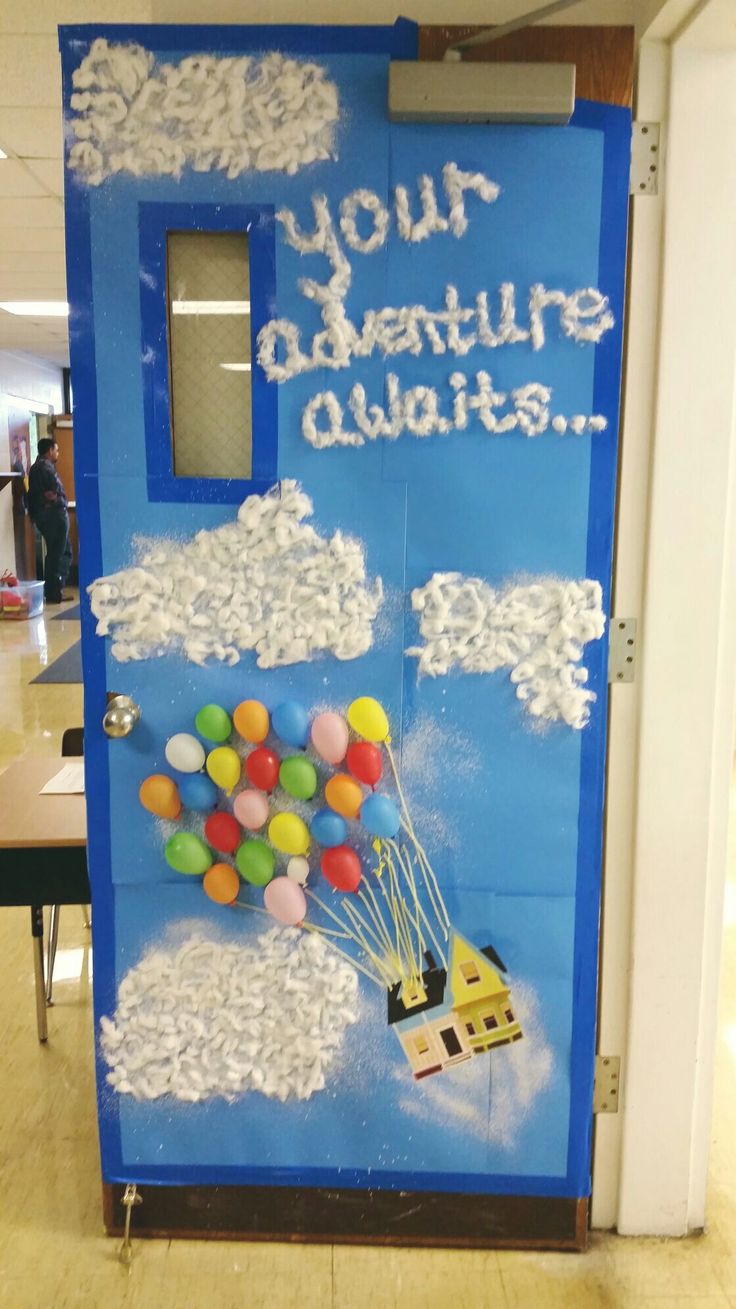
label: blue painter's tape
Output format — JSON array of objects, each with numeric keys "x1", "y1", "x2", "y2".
[{"x1": 139, "y1": 202, "x2": 277, "y2": 504}]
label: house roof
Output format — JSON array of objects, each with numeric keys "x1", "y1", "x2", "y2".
[
  {"x1": 387, "y1": 960, "x2": 447, "y2": 1026},
  {"x1": 481, "y1": 943, "x2": 508, "y2": 973}
]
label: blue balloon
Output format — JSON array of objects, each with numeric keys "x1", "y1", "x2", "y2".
[
  {"x1": 272, "y1": 700, "x2": 309, "y2": 748},
  {"x1": 179, "y1": 773, "x2": 218, "y2": 812},
  {"x1": 360, "y1": 793, "x2": 401, "y2": 839},
  {"x1": 310, "y1": 808, "x2": 348, "y2": 848}
]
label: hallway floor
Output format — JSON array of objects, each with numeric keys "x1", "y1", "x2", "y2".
[{"x1": 1, "y1": 601, "x2": 735, "y2": 1309}]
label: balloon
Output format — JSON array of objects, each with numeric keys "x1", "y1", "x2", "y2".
[
  {"x1": 325, "y1": 773, "x2": 363, "y2": 820},
  {"x1": 194, "y1": 703, "x2": 232, "y2": 743},
  {"x1": 206, "y1": 746, "x2": 242, "y2": 795},
  {"x1": 165, "y1": 733, "x2": 205, "y2": 774},
  {"x1": 279, "y1": 756, "x2": 317, "y2": 801},
  {"x1": 310, "y1": 808, "x2": 348, "y2": 848},
  {"x1": 360, "y1": 793, "x2": 401, "y2": 839},
  {"x1": 165, "y1": 832, "x2": 212, "y2": 876},
  {"x1": 310, "y1": 711, "x2": 349, "y2": 765},
  {"x1": 139, "y1": 774, "x2": 181, "y2": 820},
  {"x1": 347, "y1": 696, "x2": 390, "y2": 743},
  {"x1": 346, "y1": 742, "x2": 382, "y2": 788},
  {"x1": 203, "y1": 862, "x2": 240, "y2": 905},
  {"x1": 233, "y1": 788, "x2": 269, "y2": 831},
  {"x1": 203, "y1": 811, "x2": 241, "y2": 854},
  {"x1": 179, "y1": 773, "x2": 218, "y2": 812},
  {"x1": 264, "y1": 876, "x2": 307, "y2": 926},
  {"x1": 245, "y1": 746, "x2": 280, "y2": 792},
  {"x1": 233, "y1": 699, "x2": 270, "y2": 744},
  {"x1": 272, "y1": 700, "x2": 309, "y2": 748},
  {"x1": 235, "y1": 839, "x2": 275, "y2": 886},
  {"x1": 321, "y1": 845, "x2": 362, "y2": 893},
  {"x1": 268, "y1": 812, "x2": 310, "y2": 856},
  {"x1": 287, "y1": 856, "x2": 310, "y2": 885}
]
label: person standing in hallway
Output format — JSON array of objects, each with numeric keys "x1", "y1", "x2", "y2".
[{"x1": 28, "y1": 437, "x2": 72, "y2": 605}]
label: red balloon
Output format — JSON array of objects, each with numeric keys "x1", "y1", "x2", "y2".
[
  {"x1": 346, "y1": 742, "x2": 382, "y2": 788},
  {"x1": 321, "y1": 845, "x2": 362, "y2": 893},
  {"x1": 203, "y1": 811, "x2": 241, "y2": 854},
  {"x1": 245, "y1": 746, "x2": 280, "y2": 793}
]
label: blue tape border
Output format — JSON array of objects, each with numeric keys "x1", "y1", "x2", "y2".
[{"x1": 139, "y1": 202, "x2": 277, "y2": 504}]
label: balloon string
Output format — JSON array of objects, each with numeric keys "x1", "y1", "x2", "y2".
[
  {"x1": 390, "y1": 839, "x2": 429, "y2": 972},
  {"x1": 359, "y1": 882, "x2": 400, "y2": 968},
  {"x1": 385, "y1": 737, "x2": 451, "y2": 932},
  {"x1": 344, "y1": 896, "x2": 397, "y2": 974},
  {"x1": 301, "y1": 923, "x2": 384, "y2": 988},
  {"x1": 383, "y1": 846, "x2": 421, "y2": 986},
  {"x1": 387, "y1": 839, "x2": 447, "y2": 970},
  {"x1": 341, "y1": 903, "x2": 397, "y2": 986}
]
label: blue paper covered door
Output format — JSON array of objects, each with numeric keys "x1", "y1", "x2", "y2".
[{"x1": 60, "y1": 21, "x2": 630, "y2": 1235}]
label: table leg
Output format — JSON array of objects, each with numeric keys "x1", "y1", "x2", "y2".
[
  {"x1": 46, "y1": 904, "x2": 60, "y2": 1006},
  {"x1": 31, "y1": 905, "x2": 48, "y2": 1043}
]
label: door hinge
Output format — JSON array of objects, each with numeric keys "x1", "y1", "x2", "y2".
[
  {"x1": 608, "y1": 617, "x2": 637, "y2": 684},
  {"x1": 630, "y1": 121, "x2": 660, "y2": 195},
  {"x1": 593, "y1": 1055, "x2": 621, "y2": 1113}
]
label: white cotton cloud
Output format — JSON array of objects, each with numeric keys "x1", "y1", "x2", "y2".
[
  {"x1": 406, "y1": 573, "x2": 605, "y2": 730},
  {"x1": 101, "y1": 928, "x2": 359, "y2": 1104},
  {"x1": 87, "y1": 480, "x2": 383, "y2": 667},
  {"x1": 68, "y1": 39, "x2": 339, "y2": 185}
]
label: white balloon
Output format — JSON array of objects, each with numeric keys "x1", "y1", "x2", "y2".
[
  {"x1": 287, "y1": 856, "x2": 310, "y2": 885},
  {"x1": 164, "y1": 732, "x2": 205, "y2": 774}
]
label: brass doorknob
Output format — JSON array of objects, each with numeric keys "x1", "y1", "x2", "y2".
[{"x1": 103, "y1": 695, "x2": 141, "y2": 738}]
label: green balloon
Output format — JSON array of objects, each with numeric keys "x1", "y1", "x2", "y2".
[
  {"x1": 165, "y1": 832, "x2": 212, "y2": 876},
  {"x1": 279, "y1": 756, "x2": 318, "y2": 800},
  {"x1": 235, "y1": 839, "x2": 275, "y2": 887},
  {"x1": 194, "y1": 703, "x2": 232, "y2": 743}
]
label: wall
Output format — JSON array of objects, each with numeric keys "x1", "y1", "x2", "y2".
[
  {"x1": 0, "y1": 349, "x2": 64, "y2": 574},
  {"x1": 150, "y1": 0, "x2": 635, "y2": 24}
]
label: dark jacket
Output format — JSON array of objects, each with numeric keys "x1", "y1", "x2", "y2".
[{"x1": 28, "y1": 456, "x2": 67, "y2": 522}]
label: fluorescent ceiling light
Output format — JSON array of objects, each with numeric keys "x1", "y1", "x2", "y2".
[
  {"x1": 172, "y1": 300, "x2": 250, "y2": 315},
  {"x1": 0, "y1": 301, "x2": 69, "y2": 317},
  {"x1": 220, "y1": 362, "x2": 252, "y2": 371}
]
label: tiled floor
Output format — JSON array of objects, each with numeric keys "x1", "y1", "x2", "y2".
[{"x1": 1, "y1": 599, "x2": 735, "y2": 1308}]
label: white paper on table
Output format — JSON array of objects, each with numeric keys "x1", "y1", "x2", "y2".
[{"x1": 40, "y1": 761, "x2": 86, "y2": 794}]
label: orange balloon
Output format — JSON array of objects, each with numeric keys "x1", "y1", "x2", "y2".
[
  {"x1": 233, "y1": 699, "x2": 270, "y2": 744},
  {"x1": 139, "y1": 774, "x2": 181, "y2": 820},
  {"x1": 203, "y1": 863, "x2": 241, "y2": 905},
  {"x1": 325, "y1": 773, "x2": 363, "y2": 820}
]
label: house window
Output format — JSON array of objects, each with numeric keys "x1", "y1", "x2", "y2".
[
  {"x1": 459, "y1": 961, "x2": 481, "y2": 984},
  {"x1": 440, "y1": 1026, "x2": 463, "y2": 1057},
  {"x1": 465, "y1": 1022, "x2": 475, "y2": 1036},
  {"x1": 167, "y1": 230, "x2": 252, "y2": 479},
  {"x1": 483, "y1": 1014, "x2": 499, "y2": 1031},
  {"x1": 414, "y1": 1034, "x2": 429, "y2": 1056},
  {"x1": 505, "y1": 1009, "x2": 515, "y2": 1023}
]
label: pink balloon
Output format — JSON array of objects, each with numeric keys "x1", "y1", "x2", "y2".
[
  {"x1": 264, "y1": 876, "x2": 307, "y2": 926},
  {"x1": 233, "y1": 789, "x2": 269, "y2": 831},
  {"x1": 311, "y1": 711, "x2": 349, "y2": 765}
]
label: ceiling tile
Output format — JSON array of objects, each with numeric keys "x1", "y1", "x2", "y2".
[
  {"x1": 0, "y1": 227, "x2": 65, "y2": 252},
  {"x1": 0, "y1": 35, "x2": 62, "y2": 108},
  {"x1": 0, "y1": 198, "x2": 63, "y2": 227},
  {"x1": 0, "y1": 108, "x2": 62, "y2": 157},
  {"x1": 0, "y1": 159, "x2": 47, "y2": 198},
  {"x1": 23, "y1": 158, "x2": 64, "y2": 195},
  {"x1": 0, "y1": 274, "x2": 67, "y2": 294},
  {"x1": 0, "y1": 250, "x2": 65, "y2": 272}
]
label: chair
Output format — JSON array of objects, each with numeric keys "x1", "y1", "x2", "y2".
[{"x1": 46, "y1": 727, "x2": 90, "y2": 1005}]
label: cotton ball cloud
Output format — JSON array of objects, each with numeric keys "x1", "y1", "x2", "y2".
[
  {"x1": 68, "y1": 39, "x2": 339, "y2": 185},
  {"x1": 406, "y1": 572, "x2": 605, "y2": 730},
  {"x1": 101, "y1": 928, "x2": 359, "y2": 1104},
  {"x1": 87, "y1": 479, "x2": 383, "y2": 668}
]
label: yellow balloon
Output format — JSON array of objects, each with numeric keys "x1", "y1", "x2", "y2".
[
  {"x1": 347, "y1": 696, "x2": 390, "y2": 743},
  {"x1": 206, "y1": 746, "x2": 242, "y2": 796},
  {"x1": 269, "y1": 812, "x2": 310, "y2": 856},
  {"x1": 139, "y1": 774, "x2": 181, "y2": 820}
]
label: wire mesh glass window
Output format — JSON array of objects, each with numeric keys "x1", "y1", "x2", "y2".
[{"x1": 167, "y1": 231, "x2": 252, "y2": 479}]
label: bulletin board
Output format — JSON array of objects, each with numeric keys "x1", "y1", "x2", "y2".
[{"x1": 60, "y1": 20, "x2": 630, "y2": 1246}]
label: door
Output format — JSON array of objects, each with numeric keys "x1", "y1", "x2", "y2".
[{"x1": 60, "y1": 21, "x2": 630, "y2": 1244}]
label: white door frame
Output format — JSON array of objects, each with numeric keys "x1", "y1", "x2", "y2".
[{"x1": 592, "y1": 0, "x2": 736, "y2": 1236}]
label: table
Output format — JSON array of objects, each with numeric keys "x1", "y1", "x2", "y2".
[{"x1": 0, "y1": 756, "x2": 89, "y2": 1040}]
